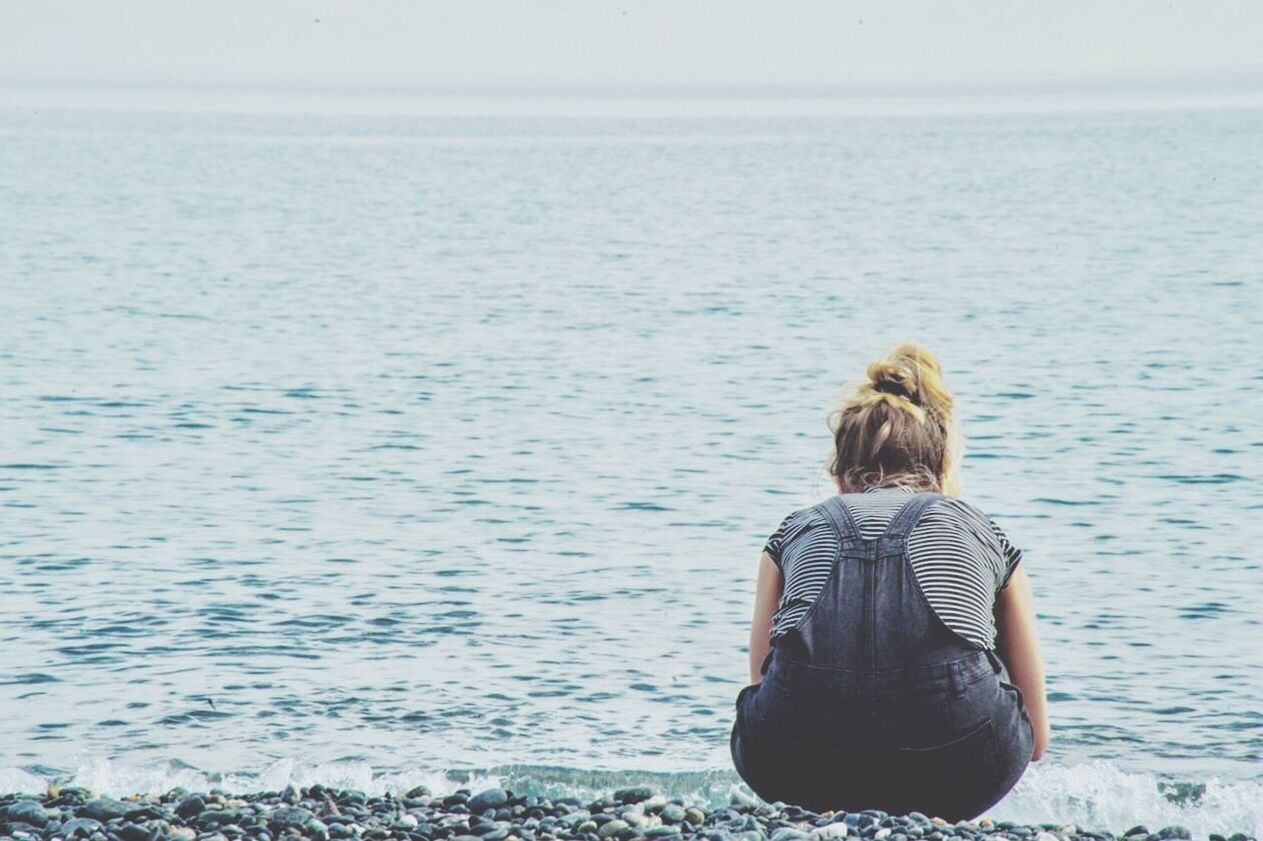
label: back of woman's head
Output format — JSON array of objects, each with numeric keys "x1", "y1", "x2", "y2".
[{"x1": 827, "y1": 343, "x2": 963, "y2": 497}]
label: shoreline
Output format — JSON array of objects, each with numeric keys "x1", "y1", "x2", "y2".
[{"x1": 1, "y1": 785, "x2": 1256, "y2": 841}]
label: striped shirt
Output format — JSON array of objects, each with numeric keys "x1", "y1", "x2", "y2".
[{"x1": 763, "y1": 485, "x2": 1024, "y2": 650}]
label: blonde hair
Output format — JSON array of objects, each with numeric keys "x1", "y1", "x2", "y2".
[{"x1": 826, "y1": 343, "x2": 964, "y2": 498}]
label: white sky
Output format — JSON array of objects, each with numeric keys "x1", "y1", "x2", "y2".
[{"x1": 2, "y1": 0, "x2": 1262, "y2": 90}]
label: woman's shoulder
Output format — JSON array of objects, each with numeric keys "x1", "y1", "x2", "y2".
[
  {"x1": 923, "y1": 494, "x2": 1005, "y2": 534},
  {"x1": 763, "y1": 503, "x2": 834, "y2": 567},
  {"x1": 919, "y1": 494, "x2": 1025, "y2": 584}
]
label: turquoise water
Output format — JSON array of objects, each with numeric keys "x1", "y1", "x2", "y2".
[{"x1": 0, "y1": 102, "x2": 1260, "y2": 834}]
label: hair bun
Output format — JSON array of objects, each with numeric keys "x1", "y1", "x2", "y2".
[{"x1": 868, "y1": 364, "x2": 919, "y2": 404}]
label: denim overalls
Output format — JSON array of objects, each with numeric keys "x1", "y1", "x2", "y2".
[{"x1": 730, "y1": 491, "x2": 1034, "y2": 820}]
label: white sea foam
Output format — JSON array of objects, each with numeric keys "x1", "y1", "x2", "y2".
[
  {"x1": 1, "y1": 759, "x2": 1258, "y2": 838},
  {"x1": 992, "y1": 761, "x2": 1262, "y2": 838}
]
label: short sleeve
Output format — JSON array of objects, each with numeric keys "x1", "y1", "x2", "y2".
[
  {"x1": 987, "y1": 515, "x2": 1024, "y2": 591},
  {"x1": 763, "y1": 512, "x2": 798, "y2": 571}
]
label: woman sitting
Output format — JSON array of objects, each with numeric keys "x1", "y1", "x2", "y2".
[{"x1": 731, "y1": 343, "x2": 1050, "y2": 820}]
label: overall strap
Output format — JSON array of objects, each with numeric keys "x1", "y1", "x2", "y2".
[
  {"x1": 817, "y1": 494, "x2": 863, "y2": 545},
  {"x1": 879, "y1": 491, "x2": 946, "y2": 542}
]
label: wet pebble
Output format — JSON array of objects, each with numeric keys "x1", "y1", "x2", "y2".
[
  {"x1": 661, "y1": 806, "x2": 688, "y2": 825},
  {"x1": 469, "y1": 790, "x2": 510, "y2": 814},
  {"x1": 0, "y1": 783, "x2": 1249, "y2": 841},
  {"x1": 598, "y1": 820, "x2": 630, "y2": 839},
  {"x1": 4, "y1": 800, "x2": 49, "y2": 827},
  {"x1": 269, "y1": 807, "x2": 315, "y2": 829},
  {"x1": 79, "y1": 798, "x2": 136, "y2": 823},
  {"x1": 61, "y1": 817, "x2": 105, "y2": 838},
  {"x1": 614, "y1": 789, "x2": 656, "y2": 806}
]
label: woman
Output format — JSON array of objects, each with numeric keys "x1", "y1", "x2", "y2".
[{"x1": 730, "y1": 343, "x2": 1050, "y2": 821}]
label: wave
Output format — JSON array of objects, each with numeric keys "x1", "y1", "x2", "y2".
[{"x1": 1, "y1": 758, "x2": 1258, "y2": 838}]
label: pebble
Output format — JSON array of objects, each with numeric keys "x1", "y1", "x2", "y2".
[
  {"x1": 269, "y1": 806, "x2": 315, "y2": 829},
  {"x1": 470, "y1": 790, "x2": 510, "y2": 814},
  {"x1": 60, "y1": 817, "x2": 104, "y2": 838},
  {"x1": 117, "y1": 823, "x2": 152, "y2": 841},
  {"x1": 79, "y1": 798, "x2": 136, "y2": 823},
  {"x1": 598, "y1": 820, "x2": 630, "y2": 839},
  {"x1": 4, "y1": 800, "x2": 49, "y2": 827},
  {"x1": 614, "y1": 788, "x2": 655, "y2": 805},
  {"x1": 770, "y1": 830, "x2": 810, "y2": 841},
  {"x1": 661, "y1": 805, "x2": 688, "y2": 824},
  {"x1": 0, "y1": 783, "x2": 1250, "y2": 841}
]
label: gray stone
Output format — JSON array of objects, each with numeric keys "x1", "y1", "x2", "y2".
[
  {"x1": 813, "y1": 827, "x2": 848, "y2": 840},
  {"x1": 613, "y1": 789, "x2": 655, "y2": 806},
  {"x1": 645, "y1": 828, "x2": 682, "y2": 839},
  {"x1": 118, "y1": 823, "x2": 154, "y2": 841},
  {"x1": 660, "y1": 806, "x2": 687, "y2": 825},
  {"x1": 468, "y1": 791, "x2": 509, "y2": 815},
  {"x1": 80, "y1": 799, "x2": 139, "y2": 823},
  {"x1": 620, "y1": 812, "x2": 647, "y2": 828},
  {"x1": 770, "y1": 830, "x2": 811, "y2": 841},
  {"x1": 62, "y1": 818, "x2": 105, "y2": 838},
  {"x1": 200, "y1": 811, "x2": 249, "y2": 827},
  {"x1": 177, "y1": 797, "x2": 207, "y2": 820},
  {"x1": 1156, "y1": 829, "x2": 1190, "y2": 841},
  {"x1": 598, "y1": 821, "x2": 630, "y2": 839},
  {"x1": 269, "y1": 808, "x2": 315, "y2": 830},
  {"x1": 5, "y1": 801, "x2": 49, "y2": 828}
]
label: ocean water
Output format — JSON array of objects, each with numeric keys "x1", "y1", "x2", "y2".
[{"x1": 0, "y1": 97, "x2": 1260, "y2": 834}]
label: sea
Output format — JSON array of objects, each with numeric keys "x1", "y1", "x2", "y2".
[{"x1": 0, "y1": 84, "x2": 1260, "y2": 836}]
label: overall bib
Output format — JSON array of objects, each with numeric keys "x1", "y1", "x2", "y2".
[{"x1": 730, "y1": 491, "x2": 1034, "y2": 820}]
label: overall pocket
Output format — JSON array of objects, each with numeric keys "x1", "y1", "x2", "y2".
[
  {"x1": 889, "y1": 718, "x2": 1004, "y2": 821},
  {"x1": 998, "y1": 676, "x2": 1035, "y2": 729}
]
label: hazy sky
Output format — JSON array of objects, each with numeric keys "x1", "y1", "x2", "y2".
[{"x1": 2, "y1": 0, "x2": 1262, "y2": 90}]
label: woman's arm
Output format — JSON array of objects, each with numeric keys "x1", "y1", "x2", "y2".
[
  {"x1": 994, "y1": 563, "x2": 1051, "y2": 760},
  {"x1": 749, "y1": 551, "x2": 784, "y2": 683}
]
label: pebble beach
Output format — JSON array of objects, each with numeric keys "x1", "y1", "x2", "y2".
[{"x1": 0, "y1": 786, "x2": 1255, "y2": 841}]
